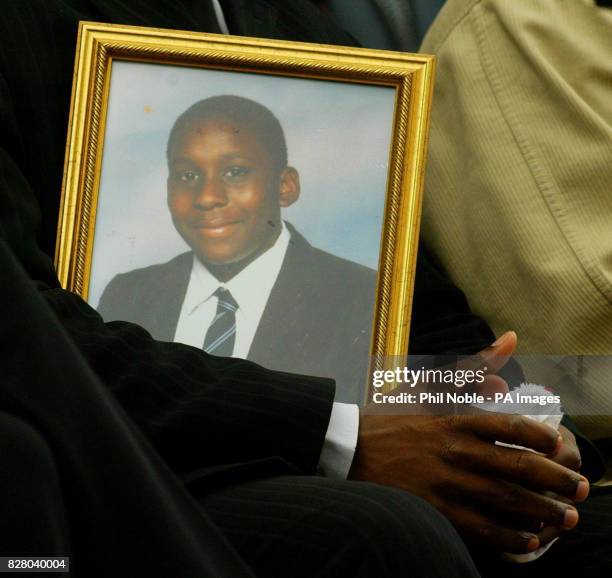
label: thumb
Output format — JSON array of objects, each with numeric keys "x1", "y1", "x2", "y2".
[
  {"x1": 458, "y1": 330, "x2": 518, "y2": 374},
  {"x1": 489, "y1": 330, "x2": 517, "y2": 357},
  {"x1": 477, "y1": 330, "x2": 518, "y2": 375},
  {"x1": 464, "y1": 332, "x2": 517, "y2": 396}
]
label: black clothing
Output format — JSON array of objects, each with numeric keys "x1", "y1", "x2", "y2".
[
  {"x1": 0, "y1": 2, "x2": 492, "y2": 576},
  {"x1": 98, "y1": 225, "x2": 377, "y2": 403},
  {"x1": 0, "y1": 1, "x2": 607, "y2": 577},
  {"x1": 0, "y1": 238, "x2": 478, "y2": 577}
]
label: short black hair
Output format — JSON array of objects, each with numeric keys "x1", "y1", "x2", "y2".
[{"x1": 166, "y1": 95, "x2": 288, "y2": 170}]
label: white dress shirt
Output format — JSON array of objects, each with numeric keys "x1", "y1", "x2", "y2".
[
  {"x1": 171, "y1": 217, "x2": 358, "y2": 478},
  {"x1": 174, "y1": 224, "x2": 290, "y2": 357}
]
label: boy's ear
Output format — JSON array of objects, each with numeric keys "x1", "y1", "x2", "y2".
[{"x1": 278, "y1": 167, "x2": 300, "y2": 208}]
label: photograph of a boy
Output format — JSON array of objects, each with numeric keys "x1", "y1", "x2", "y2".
[{"x1": 98, "y1": 95, "x2": 377, "y2": 402}]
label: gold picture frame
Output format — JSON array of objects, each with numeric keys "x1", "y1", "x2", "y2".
[{"x1": 56, "y1": 22, "x2": 435, "y2": 402}]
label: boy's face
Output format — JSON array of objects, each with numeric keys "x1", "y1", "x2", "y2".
[{"x1": 167, "y1": 118, "x2": 289, "y2": 266}]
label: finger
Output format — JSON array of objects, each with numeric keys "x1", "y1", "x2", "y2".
[
  {"x1": 498, "y1": 449, "x2": 589, "y2": 502},
  {"x1": 551, "y1": 443, "x2": 582, "y2": 472},
  {"x1": 440, "y1": 468, "x2": 580, "y2": 530},
  {"x1": 462, "y1": 413, "x2": 561, "y2": 455},
  {"x1": 472, "y1": 374, "x2": 510, "y2": 396},
  {"x1": 523, "y1": 519, "x2": 546, "y2": 534},
  {"x1": 447, "y1": 504, "x2": 540, "y2": 554},
  {"x1": 550, "y1": 426, "x2": 581, "y2": 471},
  {"x1": 444, "y1": 435, "x2": 589, "y2": 501},
  {"x1": 489, "y1": 330, "x2": 518, "y2": 358},
  {"x1": 543, "y1": 491, "x2": 575, "y2": 506},
  {"x1": 537, "y1": 525, "x2": 564, "y2": 547},
  {"x1": 457, "y1": 331, "x2": 517, "y2": 375}
]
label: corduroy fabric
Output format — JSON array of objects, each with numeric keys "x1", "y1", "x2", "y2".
[{"x1": 420, "y1": 0, "x2": 612, "y2": 441}]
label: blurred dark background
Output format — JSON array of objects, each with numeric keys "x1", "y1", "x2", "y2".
[{"x1": 310, "y1": 0, "x2": 446, "y2": 51}]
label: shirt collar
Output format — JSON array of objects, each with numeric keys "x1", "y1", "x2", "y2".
[{"x1": 183, "y1": 222, "x2": 291, "y2": 319}]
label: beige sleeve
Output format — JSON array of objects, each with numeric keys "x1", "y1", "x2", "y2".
[{"x1": 420, "y1": 0, "x2": 612, "y2": 442}]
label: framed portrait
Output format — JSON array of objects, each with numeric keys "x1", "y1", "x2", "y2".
[{"x1": 56, "y1": 22, "x2": 435, "y2": 404}]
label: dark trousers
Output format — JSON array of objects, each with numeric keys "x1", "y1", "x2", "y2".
[
  {"x1": 0, "y1": 412, "x2": 478, "y2": 577},
  {"x1": 473, "y1": 485, "x2": 612, "y2": 576},
  {"x1": 0, "y1": 240, "x2": 477, "y2": 577},
  {"x1": 199, "y1": 478, "x2": 612, "y2": 577},
  {"x1": 0, "y1": 241, "x2": 254, "y2": 577}
]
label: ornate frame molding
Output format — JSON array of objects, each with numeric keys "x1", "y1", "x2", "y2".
[{"x1": 56, "y1": 22, "x2": 435, "y2": 398}]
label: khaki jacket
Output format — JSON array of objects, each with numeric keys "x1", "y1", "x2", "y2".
[{"x1": 421, "y1": 0, "x2": 612, "y2": 443}]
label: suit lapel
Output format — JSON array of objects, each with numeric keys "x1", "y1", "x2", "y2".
[
  {"x1": 247, "y1": 227, "x2": 316, "y2": 366},
  {"x1": 151, "y1": 252, "x2": 193, "y2": 342}
]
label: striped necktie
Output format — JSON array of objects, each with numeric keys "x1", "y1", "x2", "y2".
[{"x1": 203, "y1": 287, "x2": 238, "y2": 357}]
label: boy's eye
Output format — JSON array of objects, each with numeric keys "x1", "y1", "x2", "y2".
[
  {"x1": 224, "y1": 166, "x2": 251, "y2": 180},
  {"x1": 178, "y1": 170, "x2": 199, "y2": 183}
]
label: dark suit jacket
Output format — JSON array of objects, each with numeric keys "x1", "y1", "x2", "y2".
[
  {"x1": 0, "y1": 2, "x2": 602, "y2": 572},
  {"x1": 98, "y1": 225, "x2": 377, "y2": 403},
  {"x1": 0, "y1": 0, "x2": 358, "y2": 474},
  {"x1": 2, "y1": 0, "x2": 598, "y2": 466}
]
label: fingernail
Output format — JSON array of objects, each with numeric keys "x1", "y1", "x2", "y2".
[
  {"x1": 575, "y1": 478, "x2": 590, "y2": 501},
  {"x1": 527, "y1": 537, "x2": 540, "y2": 551},
  {"x1": 563, "y1": 508, "x2": 579, "y2": 529},
  {"x1": 491, "y1": 333, "x2": 509, "y2": 347},
  {"x1": 552, "y1": 434, "x2": 563, "y2": 456}
]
